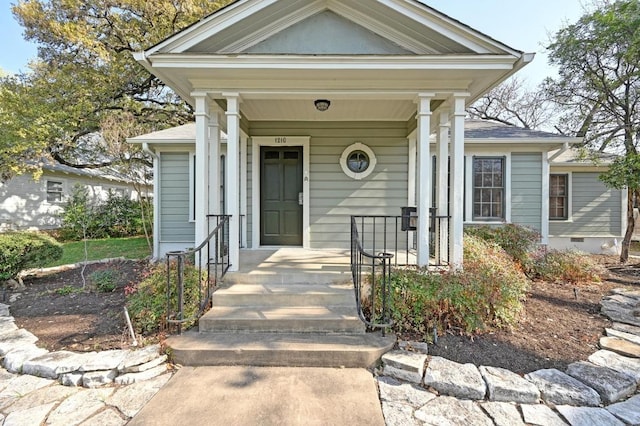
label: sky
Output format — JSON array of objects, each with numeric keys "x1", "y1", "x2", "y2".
[{"x1": 0, "y1": 0, "x2": 586, "y2": 84}]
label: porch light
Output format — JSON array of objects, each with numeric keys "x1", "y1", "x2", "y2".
[{"x1": 314, "y1": 99, "x2": 331, "y2": 112}]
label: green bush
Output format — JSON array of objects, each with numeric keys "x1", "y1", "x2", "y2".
[
  {"x1": 89, "y1": 267, "x2": 120, "y2": 292},
  {"x1": 59, "y1": 184, "x2": 147, "y2": 241},
  {"x1": 0, "y1": 232, "x2": 63, "y2": 280},
  {"x1": 387, "y1": 234, "x2": 529, "y2": 337},
  {"x1": 465, "y1": 224, "x2": 540, "y2": 267},
  {"x1": 527, "y1": 248, "x2": 605, "y2": 283},
  {"x1": 126, "y1": 261, "x2": 206, "y2": 334}
]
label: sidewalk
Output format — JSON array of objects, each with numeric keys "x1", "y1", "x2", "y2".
[{"x1": 129, "y1": 366, "x2": 385, "y2": 426}]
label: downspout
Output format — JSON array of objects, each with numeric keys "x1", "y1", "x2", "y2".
[
  {"x1": 142, "y1": 143, "x2": 160, "y2": 261},
  {"x1": 548, "y1": 142, "x2": 570, "y2": 162}
]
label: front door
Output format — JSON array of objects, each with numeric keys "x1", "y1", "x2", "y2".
[{"x1": 260, "y1": 146, "x2": 303, "y2": 245}]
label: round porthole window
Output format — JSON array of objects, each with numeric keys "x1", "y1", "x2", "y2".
[{"x1": 340, "y1": 142, "x2": 376, "y2": 180}]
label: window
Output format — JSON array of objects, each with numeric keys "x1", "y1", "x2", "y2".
[
  {"x1": 550, "y1": 174, "x2": 568, "y2": 220},
  {"x1": 46, "y1": 180, "x2": 63, "y2": 203},
  {"x1": 346, "y1": 151, "x2": 370, "y2": 173},
  {"x1": 472, "y1": 157, "x2": 505, "y2": 220},
  {"x1": 339, "y1": 142, "x2": 377, "y2": 180}
]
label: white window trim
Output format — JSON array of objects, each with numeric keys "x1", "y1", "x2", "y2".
[
  {"x1": 464, "y1": 152, "x2": 511, "y2": 224},
  {"x1": 251, "y1": 136, "x2": 310, "y2": 249},
  {"x1": 45, "y1": 179, "x2": 66, "y2": 205},
  {"x1": 549, "y1": 172, "x2": 573, "y2": 223},
  {"x1": 339, "y1": 142, "x2": 377, "y2": 180}
]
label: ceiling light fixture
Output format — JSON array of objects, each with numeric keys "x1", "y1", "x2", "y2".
[{"x1": 314, "y1": 99, "x2": 331, "y2": 112}]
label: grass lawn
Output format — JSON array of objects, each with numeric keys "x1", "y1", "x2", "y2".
[{"x1": 45, "y1": 236, "x2": 152, "y2": 267}]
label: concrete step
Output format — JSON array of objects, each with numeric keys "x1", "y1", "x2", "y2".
[
  {"x1": 212, "y1": 283, "x2": 356, "y2": 307},
  {"x1": 223, "y1": 271, "x2": 352, "y2": 286},
  {"x1": 165, "y1": 331, "x2": 395, "y2": 368},
  {"x1": 199, "y1": 306, "x2": 366, "y2": 334}
]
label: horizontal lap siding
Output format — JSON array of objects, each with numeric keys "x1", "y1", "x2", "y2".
[
  {"x1": 550, "y1": 172, "x2": 621, "y2": 236},
  {"x1": 250, "y1": 122, "x2": 409, "y2": 249},
  {"x1": 511, "y1": 153, "x2": 542, "y2": 231},
  {"x1": 160, "y1": 153, "x2": 194, "y2": 242}
]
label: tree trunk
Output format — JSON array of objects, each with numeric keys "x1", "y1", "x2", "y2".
[{"x1": 619, "y1": 187, "x2": 637, "y2": 263}]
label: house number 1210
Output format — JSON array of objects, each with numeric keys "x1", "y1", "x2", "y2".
[{"x1": 275, "y1": 137, "x2": 287, "y2": 144}]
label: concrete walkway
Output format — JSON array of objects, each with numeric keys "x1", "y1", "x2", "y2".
[{"x1": 129, "y1": 366, "x2": 385, "y2": 426}]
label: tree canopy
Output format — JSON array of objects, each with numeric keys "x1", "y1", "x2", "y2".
[
  {"x1": 0, "y1": 0, "x2": 232, "y2": 180},
  {"x1": 545, "y1": 0, "x2": 640, "y2": 261}
]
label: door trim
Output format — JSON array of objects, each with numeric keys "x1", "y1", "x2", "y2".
[{"x1": 252, "y1": 136, "x2": 310, "y2": 249}]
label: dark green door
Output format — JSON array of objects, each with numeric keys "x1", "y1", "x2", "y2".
[{"x1": 260, "y1": 146, "x2": 303, "y2": 245}]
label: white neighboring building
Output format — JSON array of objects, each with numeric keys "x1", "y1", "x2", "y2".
[{"x1": 0, "y1": 162, "x2": 151, "y2": 231}]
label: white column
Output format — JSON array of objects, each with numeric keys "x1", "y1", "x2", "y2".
[
  {"x1": 541, "y1": 153, "x2": 550, "y2": 245},
  {"x1": 240, "y1": 131, "x2": 248, "y2": 248},
  {"x1": 436, "y1": 109, "x2": 450, "y2": 264},
  {"x1": 193, "y1": 93, "x2": 210, "y2": 263},
  {"x1": 208, "y1": 105, "x2": 221, "y2": 216},
  {"x1": 416, "y1": 94, "x2": 434, "y2": 267},
  {"x1": 449, "y1": 95, "x2": 467, "y2": 269},
  {"x1": 224, "y1": 93, "x2": 241, "y2": 272}
]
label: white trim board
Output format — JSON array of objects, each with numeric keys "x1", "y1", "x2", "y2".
[{"x1": 251, "y1": 136, "x2": 311, "y2": 249}]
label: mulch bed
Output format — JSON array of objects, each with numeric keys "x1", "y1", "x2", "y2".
[{"x1": 7, "y1": 256, "x2": 640, "y2": 373}]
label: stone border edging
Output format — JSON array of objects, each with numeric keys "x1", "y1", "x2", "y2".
[{"x1": 378, "y1": 288, "x2": 640, "y2": 425}]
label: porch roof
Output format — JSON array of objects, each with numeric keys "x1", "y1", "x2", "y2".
[{"x1": 134, "y1": 0, "x2": 534, "y2": 121}]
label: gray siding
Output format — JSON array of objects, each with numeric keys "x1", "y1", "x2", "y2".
[
  {"x1": 550, "y1": 172, "x2": 622, "y2": 236},
  {"x1": 249, "y1": 122, "x2": 409, "y2": 249},
  {"x1": 159, "y1": 152, "x2": 195, "y2": 242},
  {"x1": 511, "y1": 153, "x2": 543, "y2": 231}
]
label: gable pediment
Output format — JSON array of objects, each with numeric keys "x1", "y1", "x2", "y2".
[{"x1": 148, "y1": 0, "x2": 521, "y2": 56}]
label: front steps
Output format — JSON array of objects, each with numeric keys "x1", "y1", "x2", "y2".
[{"x1": 166, "y1": 275, "x2": 395, "y2": 368}]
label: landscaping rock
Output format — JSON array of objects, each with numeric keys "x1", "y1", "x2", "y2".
[
  {"x1": 377, "y1": 376, "x2": 435, "y2": 408},
  {"x1": 414, "y1": 396, "x2": 493, "y2": 426},
  {"x1": 2, "y1": 384, "x2": 77, "y2": 414},
  {"x1": 60, "y1": 372, "x2": 83, "y2": 387},
  {"x1": 82, "y1": 369, "x2": 118, "y2": 388},
  {"x1": 600, "y1": 336, "x2": 640, "y2": 358},
  {"x1": 107, "y1": 373, "x2": 172, "y2": 418},
  {"x1": 606, "y1": 394, "x2": 640, "y2": 425},
  {"x1": 79, "y1": 350, "x2": 128, "y2": 372},
  {"x1": 606, "y1": 327, "x2": 640, "y2": 345},
  {"x1": 45, "y1": 388, "x2": 114, "y2": 426},
  {"x1": 556, "y1": 405, "x2": 624, "y2": 426},
  {"x1": 601, "y1": 293, "x2": 640, "y2": 327},
  {"x1": 0, "y1": 304, "x2": 11, "y2": 317},
  {"x1": 0, "y1": 375, "x2": 55, "y2": 410},
  {"x1": 612, "y1": 321, "x2": 640, "y2": 336},
  {"x1": 120, "y1": 354, "x2": 167, "y2": 374},
  {"x1": 479, "y1": 365, "x2": 539, "y2": 404},
  {"x1": 114, "y1": 364, "x2": 168, "y2": 385},
  {"x1": 381, "y1": 350, "x2": 427, "y2": 384},
  {"x1": 566, "y1": 361, "x2": 636, "y2": 404},
  {"x1": 398, "y1": 341, "x2": 429, "y2": 355},
  {"x1": 380, "y1": 401, "x2": 420, "y2": 426},
  {"x1": 423, "y1": 356, "x2": 486, "y2": 400},
  {"x1": 3, "y1": 346, "x2": 49, "y2": 374},
  {"x1": 588, "y1": 349, "x2": 640, "y2": 383},
  {"x1": 520, "y1": 404, "x2": 568, "y2": 426},
  {"x1": 0, "y1": 329, "x2": 39, "y2": 356},
  {"x1": 479, "y1": 401, "x2": 524, "y2": 426},
  {"x1": 117, "y1": 344, "x2": 161, "y2": 372},
  {"x1": 22, "y1": 351, "x2": 84, "y2": 379},
  {"x1": 3, "y1": 402, "x2": 55, "y2": 426},
  {"x1": 0, "y1": 318, "x2": 18, "y2": 334},
  {"x1": 524, "y1": 368, "x2": 601, "y2": 406}
]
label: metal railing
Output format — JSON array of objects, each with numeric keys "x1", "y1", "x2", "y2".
[
  {"x1": 351, "y1": 216, "x2": 394, "y2": 335},
  {"x1": 165, "y1": 215, "x2": 231, "y2": 334}
]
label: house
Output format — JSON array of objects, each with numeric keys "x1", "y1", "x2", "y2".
[
  {"x1": 131, "y1": 0, "x2": 540, "y2": 271},
  {"x1": 0, "y1": 162, "x2": 150, "y2": 231},
  {"x1": 130, "y1": 116, "x2": 626, "y2": 260}
]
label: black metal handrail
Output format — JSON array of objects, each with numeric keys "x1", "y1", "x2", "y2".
[
  {"x1": 351, "y1": 216, "x2": 394, "y2": 334},
  {"x1": 165, "y1": 215, "x2": 230, "y2": 334}
]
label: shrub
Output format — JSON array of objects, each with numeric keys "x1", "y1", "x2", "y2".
[
  {"x1": 59, "y1": 185, "x2": 147, "y2": 241},
  {"x1": 528, "y1": 248, "x2": 605, "y2": 283},
  {"x1": 465, "y1": 224, "x2": 540, "y2": 267},
  {"x1": 386, "y1": 234, "x2": 529, "y2": 337},
  {"x1": 126, "y1": 261, "x2": 206, "y2": 334},
  {"x1": 0, "y1": 232, "x2": 63, "y2": 280},
  {"x1": 89, "y1": 267, "x2": 120, "y2": 292}
]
